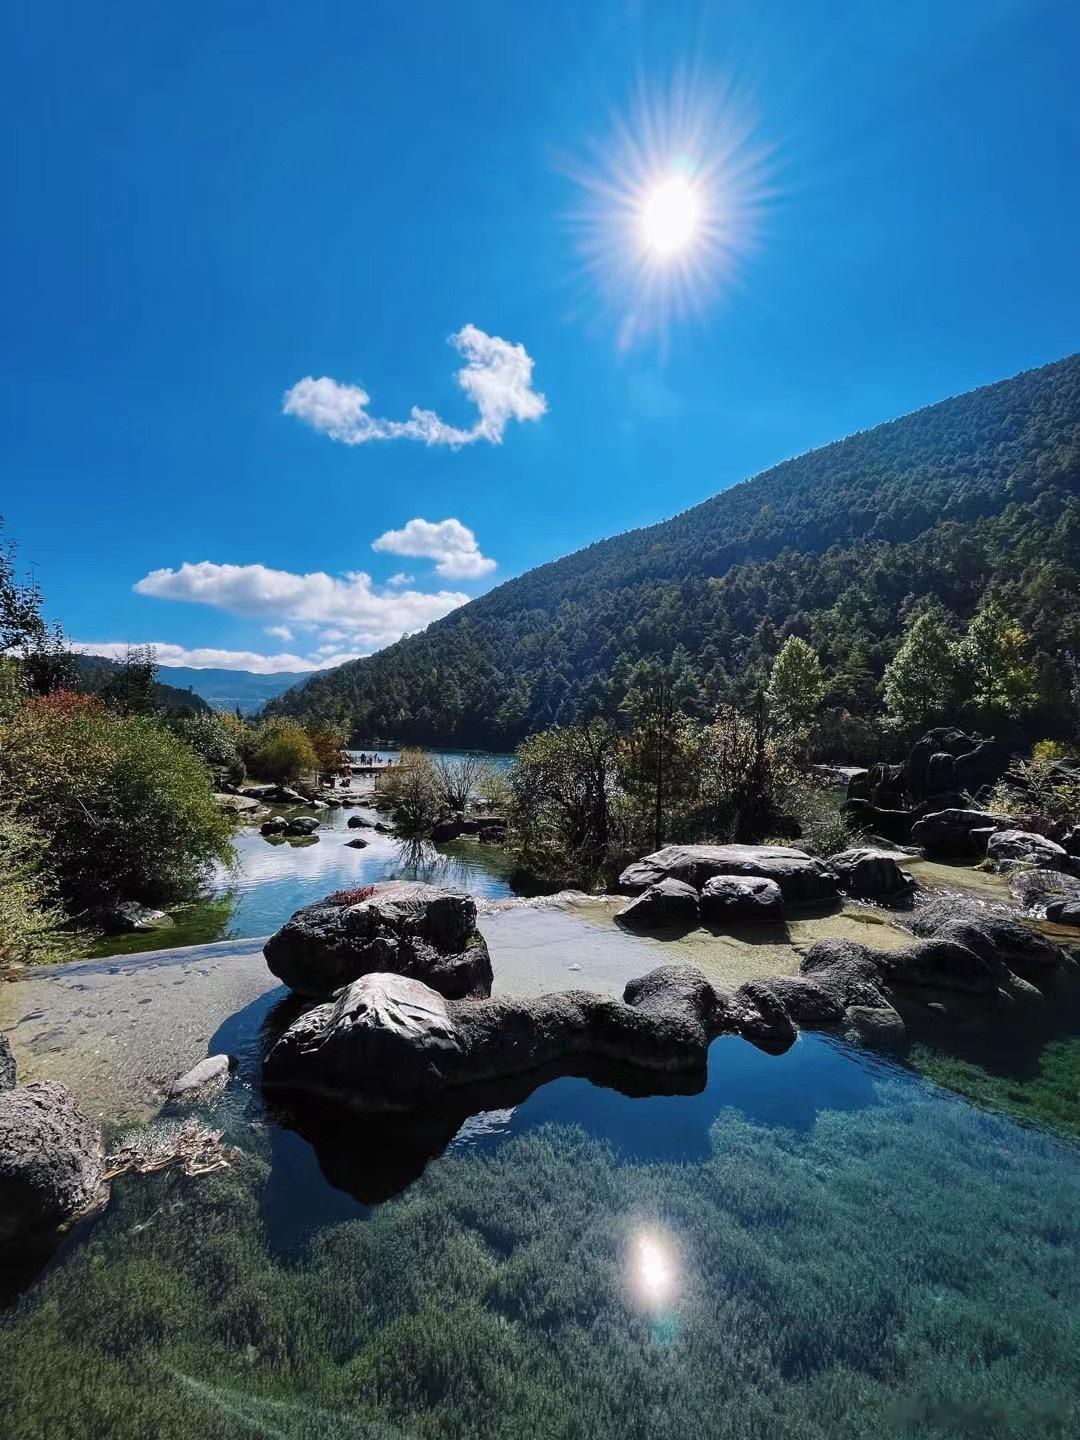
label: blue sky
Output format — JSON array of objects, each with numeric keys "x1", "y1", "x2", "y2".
[{"x1": 2, "y1": 0, "x2": 1077, "y2": 673}]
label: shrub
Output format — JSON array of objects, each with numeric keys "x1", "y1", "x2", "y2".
[
  {"x1": 986, "y1": 757, "x2": 1080, "y2": 836},
  {"x1": 0, "y1": 692, "x2": 235, "y2": 910},
  {"x1": 245, "y1": 719, "x2": 319, "y2": 783},
  {"x1": 377, "y1": 750, "x2": 442, "y2": 834},
  {"x1": 171, "y1": 711, "x2": 245, "y2": 788},
  {"x1": 0, "y1": 813, "x2": 70, "y2": 964}
]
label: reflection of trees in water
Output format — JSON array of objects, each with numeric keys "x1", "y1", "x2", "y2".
[{"x1": 391, "y1": 838, "x2": 478, "y2": 889}]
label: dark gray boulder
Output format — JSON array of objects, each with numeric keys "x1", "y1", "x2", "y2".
[
  {"x1": 1046, "y1": 899, "x2": 1080, "y2": 926},
  {"x1": 346, "y1": 814, "x2": 372, "y2": 829},
  {"x1": 877, "y1": 939, "x2": 998, "y2": 995},
  {"x1": 908, "y1": 898, "x2": 1065, "y2": 976},
  {"x1": 264, "y1": 963, "x2": 790, "y2": 1110},
  {"x1": 986, "y1": 829, "x2": 1070, "y2": 873},
  {"x1": 617, "y1": 878, "x2": 700, "y2": 929},
  {"x1": 0, "y1": 1081, "x2": 105, "y2": 1244},
  {"x1": 828, "y1": 848, "x2": 915, "y2": 900},
  {"x1": 0, "y1": 1034, "x2": 15, "y2": 1091},
  {"x1": 1009, "y1": 868, "x2": 1080, "y2": 916},
  {"x1": 286, "y1": 816, "x2": 320, "y2": 837},
  {"x1": 264, "y1": 881, "x2": 494, "y2": 1000},
  {"x1": 617, "y1": 844, "x2": 837, "y2": 904},
  {"x1": 261, "y1": 817, "x2": 288, "y2": 836},
  {"x1": 910, "y1": 808, "x2": 1014, "y2": 856},
  {"x1": 700, "y1": 875, "x2": 784, "y2": 923},
  {"x1": 345, "y1": 837, "x2": 369, "y2": 849}
]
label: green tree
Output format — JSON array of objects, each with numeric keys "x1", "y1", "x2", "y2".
[
  {"x1": 766, "y1": 636, "x2": 825, "y2": 750},
  {"x1": 882, "y1": 604, "x2": 958, "y2": 732},
  {"x1": 246, "y1": 719, "x2": 319, "y2": 782},
  {"x1": 954, "y1": 596, "x2": 1038, "y2": 719},
  {"x1": 98, "y1": 644, "x2": 160, "y2": 716},
  {"x1": 510, "y1": 720, "x2": 618, "y2": 885}
]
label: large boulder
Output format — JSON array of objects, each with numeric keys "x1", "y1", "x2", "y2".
[
  {"x1": 908, "y1": 898, "x2": 1065, "y2": 976},
  {"x1": 617, "y1": 844, "x2": 837, "y2": 905},
  {"x1": 829, "y1": 848, "x2": 915, "y2": 900},
  {"x1": 700, "y1": 875, "x2": 784, "y2": 923},
  {"x1": 617, "y1": 878, "x2": 700, "y2": 929},
  {"x1": 985, "y1": 829, "x2": 1071, "y2": 873},
  {"x1": 910, "y1": 808, "x2": 1014, "y2": 856},
  {"x1": 264, "y1": 963, "x2": 790, "y2": 1111},
  {"x1": 286, "y1": 816, "x2": 320, "y2": 837},
  {"x1": 0, "y1": 1082, "x2": 105, "y2": 1244},
  {"x1": 1046, "y1": 899, "x2": 1080, "y2": 927},
  {"x1": 264, "y1": 882, "x2": 494, "y2": 1000}
]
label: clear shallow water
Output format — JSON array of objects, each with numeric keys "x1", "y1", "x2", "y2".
[{"x1": 2, "y1": 1005, "x2": 1079, "y2": 1438}]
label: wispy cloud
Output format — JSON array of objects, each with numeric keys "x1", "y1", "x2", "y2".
[
  {"x1": 372, "y1": 517, "x2": 496, "y2": 579},
  {"x1": 72, "y1": 641, "x2": 328, "y2": 675},
  {"x1": 283, "y1": 324, "x2": 546, "y2": 449},
  {"x1": 386, "y1": 572, "x2": 414, "y2": 587},
  {"x1": 132, "y1": 560, "x2": 468, "y2": 652}
]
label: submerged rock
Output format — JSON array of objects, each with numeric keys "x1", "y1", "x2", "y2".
[
  {"x1": 90, "y1": 901, "x2": 172, "y2": 934},
  {"x1": 617, "y1": 844, "x2": 837, "y2": 904},
  {"x1": 828, "y1": 848, "x2": 915, "y2": 900},
  {"x1": 1009, "y1": 868, "x2": 1080, "y2": 917},
  {"x1": 617, "y1": 878, "x2": 700, "y2": 929},
  {"x1": 0, "y1": 1081, "x2": 105, "y2": 1245},
  {"x1": 264, "y1": 881, "x2": 494, "y2": 1000},
  {"x1": 700, "y1": 875, "x2": 784, "y2": 923},
  {"x1": 166, "y1": 1054, "x2": 234, "y2": 1107}
]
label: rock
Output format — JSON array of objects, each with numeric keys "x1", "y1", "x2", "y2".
[
  {"x1": 1009, "y1": 868, "x2": 1080, "y2": 916},
  {"x1": 265, "y1": 963, "x2": 786, "y2": 1111},
  {"x1": 1046, "y1": 899, "x2": 1080, "y2": 926},
  {"x1": 1062, "y1": 826, "x2": 1080, "y2": 858},
  {"x1": 260, "y1": 817, "x2": 288, "y2": 836},
  {"x1": 215, "y1": 791, "x2": 268, "y2": 816},
  {"x1": 841, "y1": 799, "x2": 920, "y2": 842},
  {"x1": 270, "y1": 785, "x2": 306, "y2": 804},
  {"x1": 828, "y1": 847, "x2": 915, "y2": 899},
  {"x1": 699, "y1": 875, "x2": 784, "y2": 923},
  {"x1": 844, "y1": 1004, "x2": 907, "y2": 1050},
  {"x1": 910, "y1": 808, "x2": 1014, "y2": 856},
  {"x1": 374, "y1": 822, "x2": 394, "y2": 834},
  {"x1": 908, "y1": 898, "x2": 1065, "y2": 975},
  {"x1": 263, "y1": 882, "x2": 494, "y2": 1000},
  {"x1": 740, "y1": 974, "x2": 845, "y2": 1024},
  {"x1": 431, "y1": 820, "x2": 462, "y2": 842},
  {"x1": 286, "y1": 816, "x2": 320, "y2": 836},
  {"x1": 91, "y1": 901, "x2": 172, "y2": 935},
  {"x1": 617, "y1": 844, "x2": 837, "y2": 905},
  {"x1": 985, "y1": 829, "x2": 1070, "y2": 873},
  {"x1": 166, "y1": 1054, "x2": 234, "y2": 1106},
  {"x1": 346, "y1": 815, "x2": 372, "y2": 829},
  {"x1": 617, "y1": 878, "x2": 700, "y2": 929},
  {"x1": 345, "y1": 837, "x2": 369, "y2": 849},
  {"x1": 877, "y1": 939, "x2": 998, "y2": 995},
  {"x1": 0, "y1": 1081, "x2": 105, "y2": 1244},
  {"x1": 0, "y1": 1033, "x2": 15, "y2": 1091}
]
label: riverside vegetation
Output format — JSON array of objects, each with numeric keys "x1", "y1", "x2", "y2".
[{"x1": 0, "y1": 524, "x2": 354, "y2": 961}]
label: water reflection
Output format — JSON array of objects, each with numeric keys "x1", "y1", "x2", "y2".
[{"x1": 631, "y1": 1228, "x2": 677, "y2": 1309}]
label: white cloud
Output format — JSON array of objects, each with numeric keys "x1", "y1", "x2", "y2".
[
  {"x1": 132, "y1": 560, "x2": 468, "y2": 652},
  {"x1": 265, "y1": 624, "x2": 293, "y2": 641},
  {"x1": 282, "y1": 324, "x2": 546, "y2": 449},
  {"x1": 372, "y1": 517, "x2": 496, "y2": 580},
  {"x1": 73, "y1": 642, "x2": 326, "y2": 675},
  {"x1": 386, "y1": 572, "x2": 414, "y2": 587}
]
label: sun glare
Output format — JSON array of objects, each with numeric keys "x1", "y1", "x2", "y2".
[
  {"x1": 560, "y1": 72, "x2": 773, "y2": 346},
  {"x1": 640, "y1": 175, "x2": 701, "y2": 256}
]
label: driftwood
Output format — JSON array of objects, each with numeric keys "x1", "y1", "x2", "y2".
[{"x1": 104, "y1": 1119, "x2": 231, "y2": 1182}]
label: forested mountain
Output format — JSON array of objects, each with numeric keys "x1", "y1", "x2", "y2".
[
  {"x1": 268, "y1": 355, "x2": 1080, "y2": 746},
  {"x1": 70, "y1": 654, "x2": 210, "y2": 715}
]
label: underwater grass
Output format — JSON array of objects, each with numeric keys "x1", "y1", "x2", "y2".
[
  {"x1": 1, "y1": 1075, "x2": 1079, "y2": 1440},
  {"x1": 909, "y1": 1036, "x2": 1080, "y2": 1140}
]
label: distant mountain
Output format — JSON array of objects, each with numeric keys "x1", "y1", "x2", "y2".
[
  {"x1": 155, "y1": 666, "x2": 317, "y2": 714},
  {"x1": 267, "y1": 354, "x2": 1080, "y2": 747},
  {"x1": 70, "y1": 654, "x2": 210, "y2": 715}
]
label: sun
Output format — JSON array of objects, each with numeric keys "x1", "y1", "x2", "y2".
[{"x1": 640, "y1": 175, "x2": 701, "y2": 256}]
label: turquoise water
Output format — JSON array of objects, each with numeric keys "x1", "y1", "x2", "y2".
[{"x1": 2, "y1": 1002, "x2": 1079, "y2": 1437}]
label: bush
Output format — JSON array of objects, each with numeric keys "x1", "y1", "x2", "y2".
[
  {"x1": 986, "y1": 757, "x2": 1080, "y2": 837},
  {"x1": 377, "y1": 750, "x2": 442, "y2": 834},
  {"x1": 0, "y1": 813, "x2": 70, "y2": 964},
  {"x1": 0, "y1": 692, "x2": 235, "y2": 910},
  {"x1": 245, "y1": 719, "x2": 319, "y2": 783},
  {"x1": 171, "y1": 711, "x2": 244, "y2": 788}
]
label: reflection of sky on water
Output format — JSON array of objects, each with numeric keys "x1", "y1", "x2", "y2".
[{"x1": 209, "y1": 802, "x2": 514, "y2": 939}]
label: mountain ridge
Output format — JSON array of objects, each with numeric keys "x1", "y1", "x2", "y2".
[{"x1": 266, "y1": 353, "x2": 1080, "y2": 745}]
